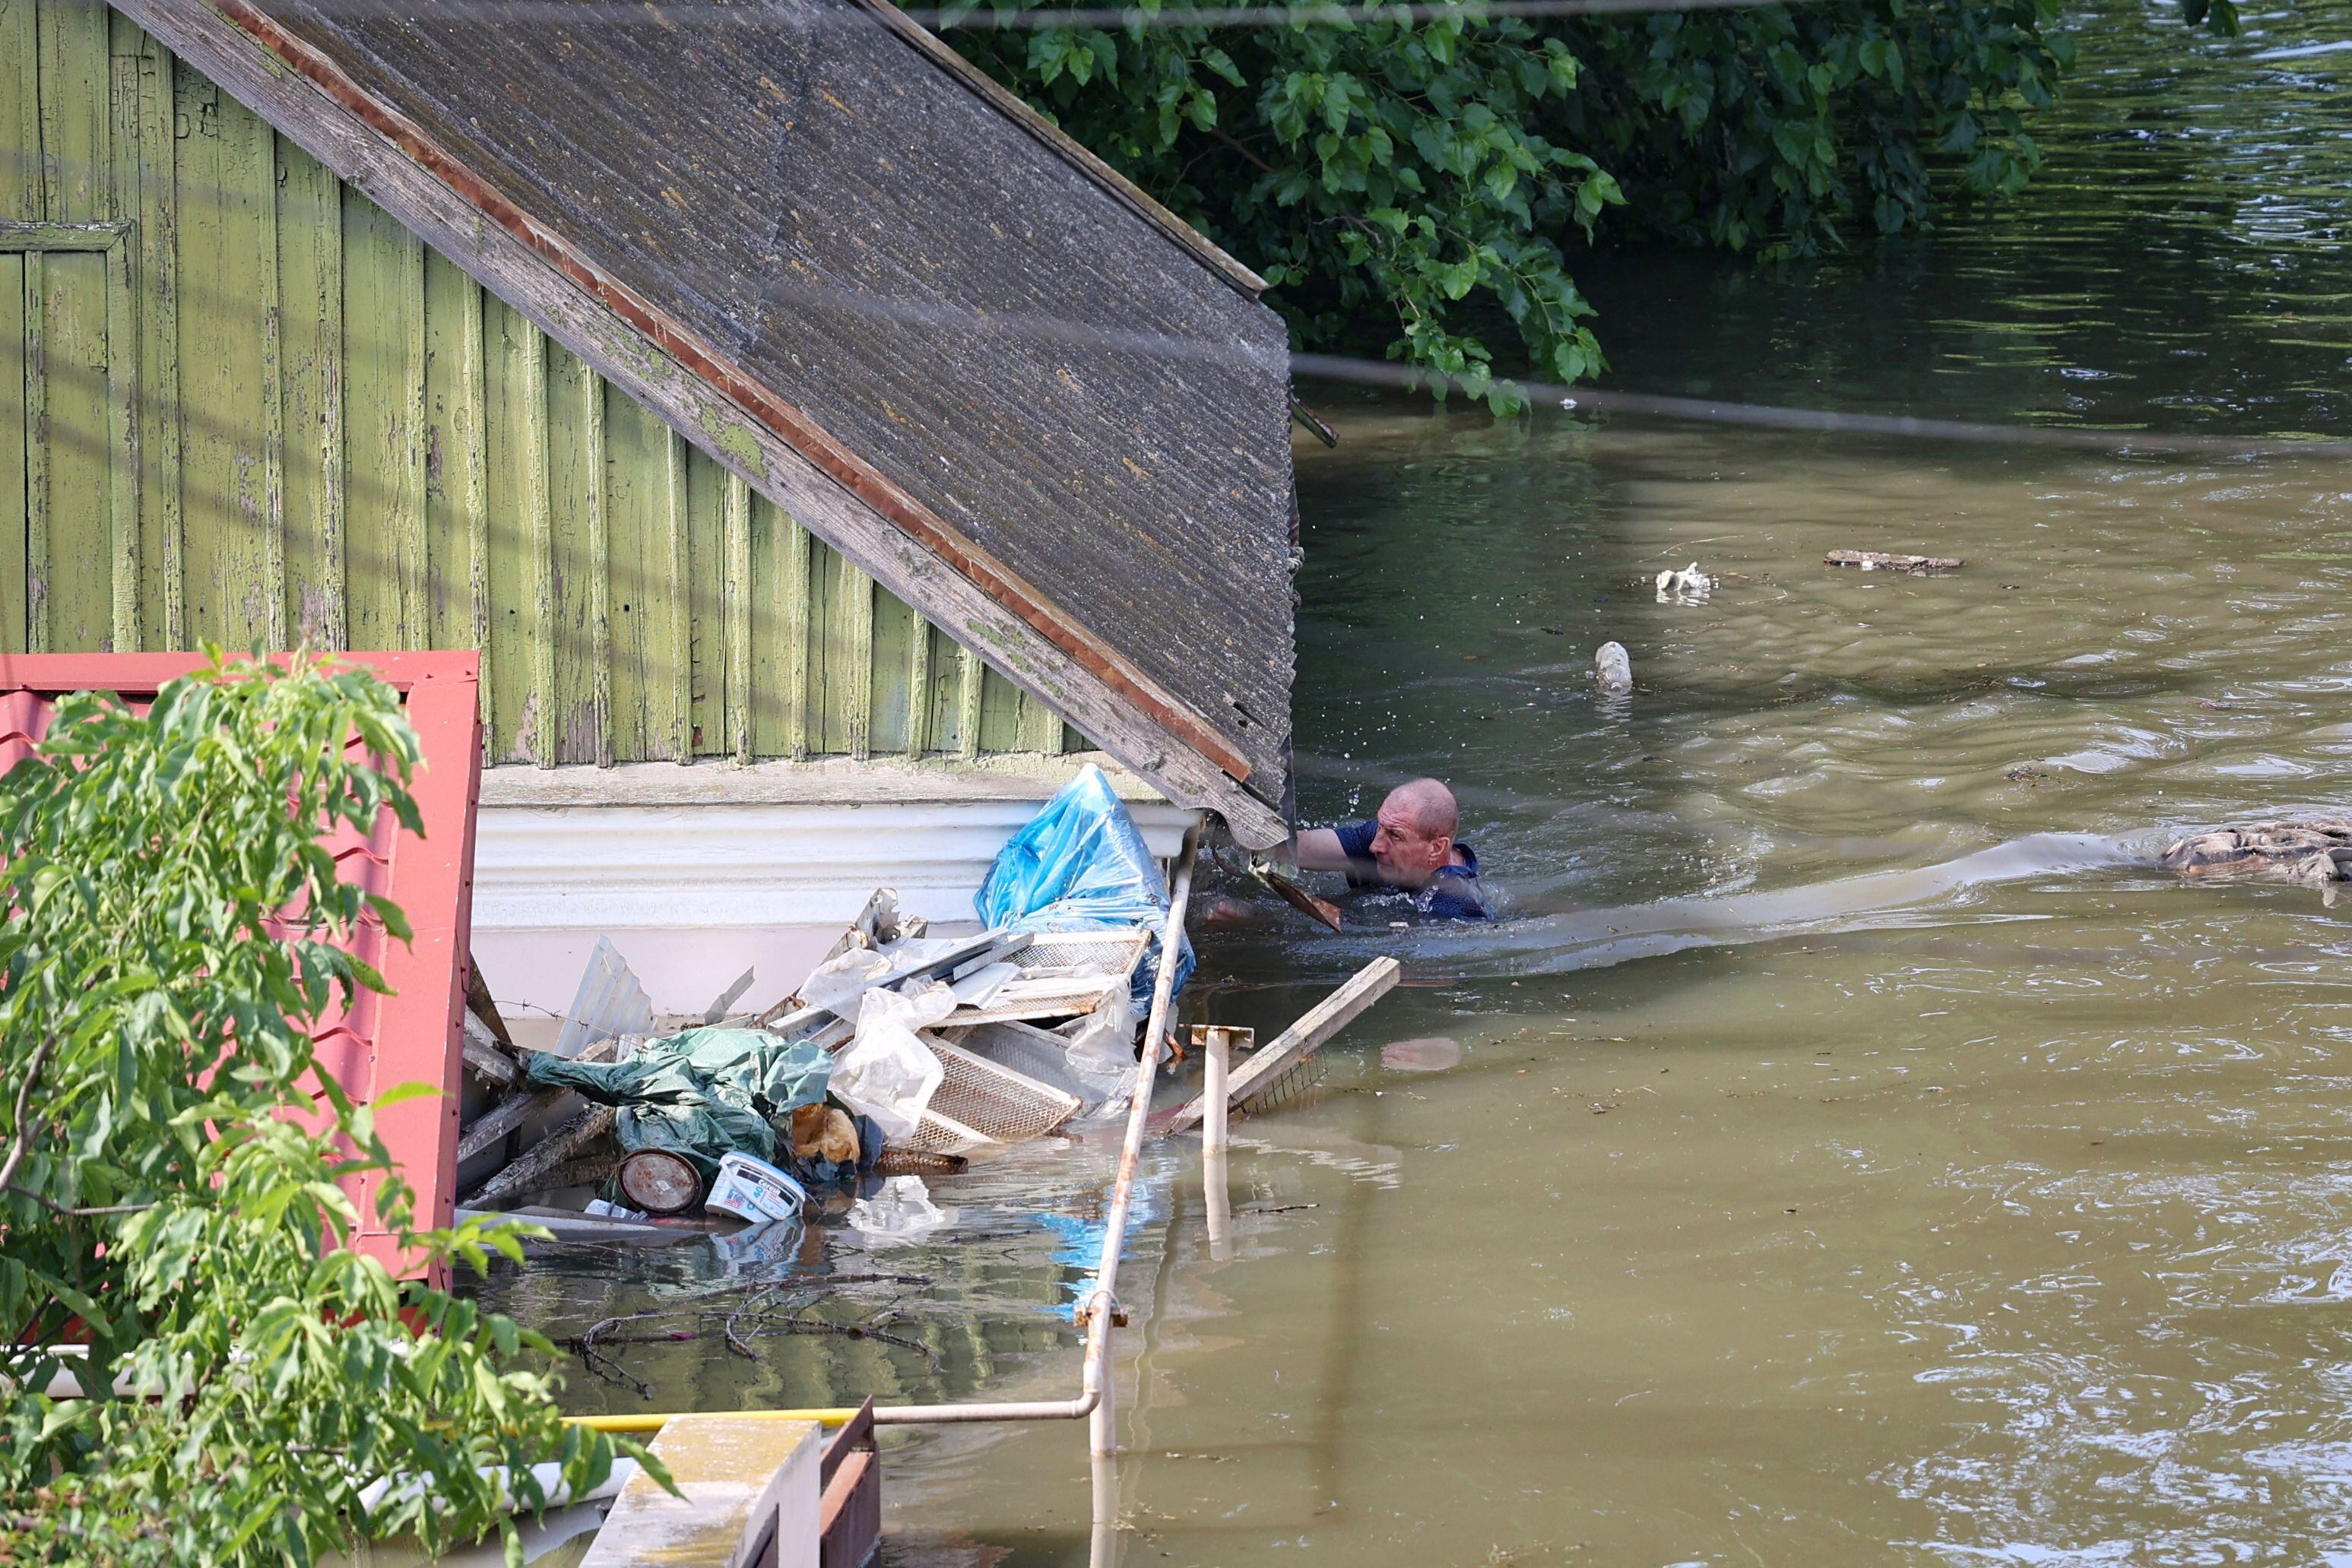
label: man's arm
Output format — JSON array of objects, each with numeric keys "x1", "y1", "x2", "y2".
[{"x1": 1292, "y1": 826, "x2": 1352, "y2": 872}]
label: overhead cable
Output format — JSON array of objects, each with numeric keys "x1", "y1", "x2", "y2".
[{"x1": 1289, "y1": 353, "x2": 2352, "y2": 461}]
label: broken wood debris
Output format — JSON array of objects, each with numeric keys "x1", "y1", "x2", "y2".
[
  {"x1": 1159, "y1": 956, "x2": 1402, "y2": 1135},
  {"x1": 461, "y1": 1010, "x2": 521, "y2": 1087},
  {"x1": 458, "y1": 1033, "x2": 629, "y2": 1167},
  {"x1": 1825, "y1": 550, "x2": 1964, "y2": 572},
  {"x1": 455, "y1": 874, "x2": 1405, "y2": 1250},
  {"x1": 466, "y1": 1104, "x2": 619, "y2": 1204},
  {"x1": 466, "y1": 954, "x2": 518, "y2": 1050},
  {"x1": 1251, "y1": 860, "x2": 1342, "y2": 931}
]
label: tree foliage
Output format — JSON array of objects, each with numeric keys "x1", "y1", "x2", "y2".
[
  {"x1": 0, "y1": 653, "x2": 638, "y2": 1566},
  {"x1": 943, "y1": 0, "x2": 2236, "y2": 408}
]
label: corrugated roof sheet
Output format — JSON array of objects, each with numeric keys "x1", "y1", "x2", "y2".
[
  {"x1": 119, "y1": 0, "x2": 1297, "y2": 845},
  {"x1": 0, "y1": 653, "x2": 483, "y2": 1279}
]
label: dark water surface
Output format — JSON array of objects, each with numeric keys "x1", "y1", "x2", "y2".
[{"x1": 476, "y1": 5, "x2": 2352, "y2": 1562}]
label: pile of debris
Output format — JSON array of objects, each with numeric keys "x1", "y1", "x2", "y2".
[{"x1": 453, "y1": 766, "x2": 1182, "y2": 1238}]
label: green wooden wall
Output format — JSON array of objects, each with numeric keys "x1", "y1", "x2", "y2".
[{"x1": 0, "y1": 0, "x2": 1078, "y2": 765}]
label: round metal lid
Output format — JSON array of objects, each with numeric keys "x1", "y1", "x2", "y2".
[{"x1": 616, "y1": 1148, "x2": 702, "y2": 1216}]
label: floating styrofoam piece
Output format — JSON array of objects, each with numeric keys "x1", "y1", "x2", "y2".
[
  {"x1": 1654, "y1": 562, "x2": 1713, "y2": 603},
  {"x1": 705, "y1": 1151, "x2": 809, "y2": 1226}
]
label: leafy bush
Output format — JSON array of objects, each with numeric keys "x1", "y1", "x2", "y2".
[
  {"x1": 943, "y1": 0, "x2": 2233, "y2": 408},
  {"x1": 0, "y1": 652, "x2": 636, "y2": 1566},
  {"x1": 1557, "y1": 0, "x2": 2071, "y2": 257}
]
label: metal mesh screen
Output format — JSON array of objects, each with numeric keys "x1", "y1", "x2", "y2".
[
  {"x1": 948, "y1": 974, "x2": 1124, "y2": 1027},
  {"x1": 946, "y1": 1019, "x2": 1132, "y2": 1108},
  {"x1": 1010, "y1": 930, "x2": 1149, "y2": 979},
  {"x1": 908, "y1": 1034, "x2": 1082, "y2": 1153}
]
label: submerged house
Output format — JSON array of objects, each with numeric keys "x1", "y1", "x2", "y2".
[{"x1": 2, "y1": 0, "x2": 1298, "y2": 1020}]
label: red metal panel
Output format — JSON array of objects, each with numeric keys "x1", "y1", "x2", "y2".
[{"x1": 0, "y1": 652, "x2": 483, "y2": 1279}]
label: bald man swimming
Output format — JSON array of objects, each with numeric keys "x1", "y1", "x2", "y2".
[{"x1": 1292, "y1": 777, "x2": 1488, "y2": 921}]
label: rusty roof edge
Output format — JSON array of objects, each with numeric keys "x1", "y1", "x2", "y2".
[
  {"x1": 181, "y1": 0, "x2": 1255, "y2": 790},
  {"x1": 849, "y1": 0, "x2": 1273, "y2": 301}
]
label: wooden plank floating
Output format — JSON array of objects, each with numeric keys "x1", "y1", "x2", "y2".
[
  {"x1": 1825, "y1": 550, "x2": 1964, "y2": 572},
  {"x1": 453, "y1": 1029, "x2": 623, "y2": 1165}
]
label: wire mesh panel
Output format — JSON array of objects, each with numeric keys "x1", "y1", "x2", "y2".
[
  {"x1": 943, "y1": 927, "x2": 1152, "y2": 1026},
  {"x1": 1008, "y1": 930, "x2": 1150, "y2": 979},
  {"x1": 944, "y1": 1018, "x2": 1132, "y2": 1108},
  {"x1": 906, "y1": 1033, "x2": 1082, "y2": 1153}
]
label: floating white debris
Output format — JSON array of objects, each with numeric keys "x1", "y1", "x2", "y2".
[
  {"x1": 1655, "y1": 562, "x2": 1713, "y2": 603},
  {"x1": 1595, "y1": 641, "x2": 1633, "y2": 692}
]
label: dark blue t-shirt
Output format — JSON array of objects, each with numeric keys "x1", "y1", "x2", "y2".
[{"x1": 1332, "y1": 819, "x2": 1488, "y2": 920}]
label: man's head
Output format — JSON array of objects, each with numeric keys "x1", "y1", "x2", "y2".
[{"x1": 1368, "y1": 778, "x2": 1460, "y2": 888}]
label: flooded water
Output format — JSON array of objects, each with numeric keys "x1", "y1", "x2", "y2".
[{"x1": 472, "y1": 4, "x2": 2352, "y2": 1563}]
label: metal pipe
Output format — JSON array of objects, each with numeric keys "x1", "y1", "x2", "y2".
[
  {"x1": 1088, "y1": 824, "x2": 1198, "y2": 1458},
  {"x1": 564, "y1": 824, "x2": 1201, "y2": 1448},
  {"x1": 568, "y1": 1391, "x2": 1096, "y2": 1434}
]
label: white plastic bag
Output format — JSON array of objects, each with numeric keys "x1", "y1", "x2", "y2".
[
  {"x1": 1059, "y1": 989, "x2": 1140, "y2": 1118},
  {"x1": 797, "y1": 947, "x2": 892, "y2": 1014},
  {"x1": 848, "y1": 1175, "x2": 955, "y2": 1246},
  {"x1": 829, "y1": 980, "x2": 955, "y2": 1139}
]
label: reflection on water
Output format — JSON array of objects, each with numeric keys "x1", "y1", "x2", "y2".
[
  {"x1": 468, "y1": 2, "x2": 2352, "y2": 1562},
  {"x1": 471, "y1": 1133, "x2": 1180, "y2": 1418}
]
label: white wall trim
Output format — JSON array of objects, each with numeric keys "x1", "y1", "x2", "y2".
[
  {"x1": 467, "y1": 795, "x2": 1201, "y2": 1019},
  {"x1": 474, "y1": 752, "x2": 1168, "y2": 809}
]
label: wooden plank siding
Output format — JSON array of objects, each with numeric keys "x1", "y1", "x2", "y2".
[{"x1": 0, "y1": 0, "x2": 1078, "y2": 765}]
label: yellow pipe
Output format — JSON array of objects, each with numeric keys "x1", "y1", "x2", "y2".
[{"x1": 566, "y1": 1408, "x2": 859, "y2": 1434}]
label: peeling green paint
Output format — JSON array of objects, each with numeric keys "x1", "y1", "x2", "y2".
[{"x1": 696, "y1": 405, "x2": 768, "y2": 483}]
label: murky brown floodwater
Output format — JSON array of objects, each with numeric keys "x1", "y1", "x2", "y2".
[{"x1": 474, "y1": 4, "x2": 2352, "y2": 1562}]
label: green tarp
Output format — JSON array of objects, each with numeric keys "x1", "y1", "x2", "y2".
[{"x1": 521, "y1": 1028, "x2": 832, "y2": 1180}]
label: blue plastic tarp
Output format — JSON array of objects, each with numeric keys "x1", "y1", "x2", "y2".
[{"x1": 975, "y1": 764, "x2": 1191, "y2": 1005}]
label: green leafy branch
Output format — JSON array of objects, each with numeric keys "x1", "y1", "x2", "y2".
[
  {"x1": 0, "y1": 651, "x2": 647, "y2": 1568},
  {"x1": 940, "y1": 0, "x2": 2239, "y2": 409}
]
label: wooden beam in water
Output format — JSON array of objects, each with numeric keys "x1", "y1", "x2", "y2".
[{"x1": 1159, "y1": 956, "x2": 1400, "y2": 1136}]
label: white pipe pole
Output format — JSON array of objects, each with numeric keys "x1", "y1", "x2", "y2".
[
  {"x1": 1202, "y1": 1026, "x2": 1231, "y2": 1155},
  {"x1": 1203, "y1": 1139, "x2": 1231, "y2": 1262},
  {"x1": 1089, "y1": 1452, "x2": 1121, "y2": 1568},
  {"x1": 1087, "y1": 823, "x2": 1198, "y2": 1460},
  {"x1": 1202, "y1": 1023, "x2": 1232, "y2": 1260}
]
